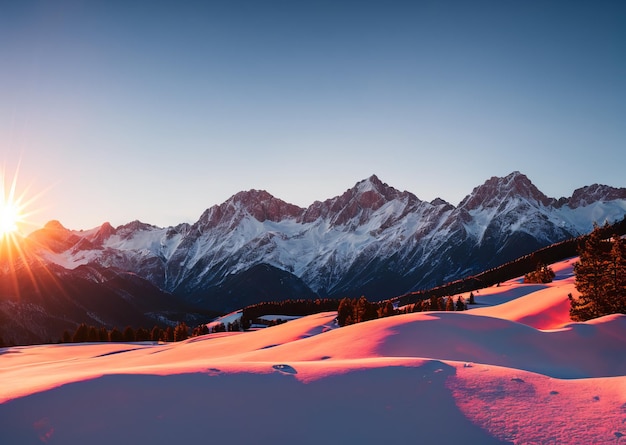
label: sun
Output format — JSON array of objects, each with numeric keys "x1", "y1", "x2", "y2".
[
  {"x1": 0, "y1": 165, "x2": 34, "y2": 240},
  {"x1": 0, "y1": 198, "x2": 23, "y2": 236}
]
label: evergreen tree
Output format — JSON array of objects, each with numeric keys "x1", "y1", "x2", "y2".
[
  {"x1": 109, "y1": 327, "x2": 124, "y2": 342},
  {"x1": 98, "y1": 327, "x2": 110, "y2": 342},
  {"x1": 606, "y1": 234, "x2": 626, "y2": 314},
  {"x1": 72, "y1": 323, "x2": 89, "y2": 343},
  {"x1": 241, "y1": 318, "x2": 251, "y2": 331},
  {"x1": 135, "y1": 327, "x2": 151, "y2": 342},
  {"x1": 150, "y1": 325, "x2": 163, "y2": 342},
  {"x1": 231, "y1": 319, "x2": 241, "y2": 331},
  {"x1": 445, "y1": 296, "x2": 455, "y2": 311},
  {"x1": 570, "y1": 224, "x2": 626, "y2": 321},
  {"x1": 87, "y1": 326, "x2": 99, "y2": 342},
  {"x1": 174, "y1": 323, "x2": 188, "y2": 341},
  {"x1": 192, "y1": 324, "x2": 210, "y2": 337},
  {"x1": 122, "y1": 326, "x2": 136, "y2": 342},
  {"x1": 429, "y1": 296, "x2": 443, "y2": 311},
  {"x1": 456, "y1": 296, "x2": 466, "y2": 311},
  {"x1": 337, "y1": 298, "x2": 354, "y2": 326},
  {"x1": 377, "y1": 301, "x2": 395, "y2": 318},
  {"x1": 524, "y1": 262, "x2": 556, "y2": 283},
  {"x1": 355, "y1": 296, "x2": 378, "y2": 323},
  {"x1": 61, "y1": 330, "x2": 72, "y2": 343},
  {"x1": 211, "y1": 323, "x2": 225, "y2": 334}
]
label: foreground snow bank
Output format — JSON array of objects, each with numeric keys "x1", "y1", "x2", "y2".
[{"x1": 1, "y1": 257, "x2": 625, "y2": 444}]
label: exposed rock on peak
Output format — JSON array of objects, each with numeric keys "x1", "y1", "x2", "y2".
[
  {"x1": 86, "y1": 222, "x2": 117, "y2": 247},
  {"x1": 567, "y1": 184, "x2": 626, "y2": 209},
  {"x1": 229, "y1": 189, "x2": 303, "y2": 222},
  {"x1": 300, "y1": 175, "x2": 420, "y2": 225},
  {"x1": 430, "y1": 197, "x2": 453, "y2": 209},
  {"x1": 27, "y1": 220, "x2": 79, "y2": 253},
  {"x1": 116, "y1": 220, "x2": 157, "y2": 240},
  {"x1": 196, "y1": 189, "x2": 303, "y2": 231},
  {"x1": 459, "y1": 171, "x2": 551, "y2": 210},
  {"x1": 117, "y1": 220, "x2": 155, "y2": 232},
  {"x1": 44, "y1": 220, "x2": 68, "y2": 231}
]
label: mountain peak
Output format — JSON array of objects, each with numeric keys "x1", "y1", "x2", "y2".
[
  {"x1": 27, "y1": 220, "x2": 79, "y2": 253},
  {"x1": 359, "y1": 173, "x2": 383, "y2": 187},
  {"x1": 459, "y1": 171, "x2": 550, "y2": 210},
  {"x1": 567, "y1": 184, "x2": 626, "y2": 209},
  {"x1": 231, "y1": 189, "x2": 275, "y2": 204},
  {"x1": 90, "y1": 222, "x2": 117, "y2": 245},
  {"x1": 44, "y1": 220, "x2": 68, "y2": 231},
  {"x1": 300, "y1": 175, "x2": 420, "y2": 225},
  {"x1": 195, "y1": 189, "x2": 303, "y2": 229},
  {"x1": 228, "y1": 189, "x2": 302, "y2": 222}
]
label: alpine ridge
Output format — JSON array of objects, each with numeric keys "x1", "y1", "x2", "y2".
[{"x1": 2, "y1": 171, "x2": 626, "y2": 343}]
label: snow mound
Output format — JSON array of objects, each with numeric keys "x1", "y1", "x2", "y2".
[
  {"x1": 1, "y1": 256, "x2": 625, "y2": 444},
  {"x1": 238, "y1": 311, "x2": 626, "y2": 379}
]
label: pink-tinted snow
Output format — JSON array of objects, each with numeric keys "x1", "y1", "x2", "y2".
[{"x1": 1, "y1": 257, "x2": 625, "y2": 444}]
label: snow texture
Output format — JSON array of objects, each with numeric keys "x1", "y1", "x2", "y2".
[
  {"x1": 1, "y1": 258, "x2": 625, "y2": 444},
  {"x1": 32, "y1": 172, "x2": 626, "y2": 299}
]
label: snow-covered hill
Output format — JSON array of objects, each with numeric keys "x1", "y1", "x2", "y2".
[
  {"x1": 1, "y1": 258, "x2": 624, "y2": 444},
  {"x1": 25, "y1": 171, "x2": 626, "y2": 310}
]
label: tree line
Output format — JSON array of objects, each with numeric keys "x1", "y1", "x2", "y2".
[
  {"x1": 523, "y1": 263, "x2": 556, "y2": 283},
  {"x1": 61, "y1": 322, "x2": 192, "y2": 343},
  {"x1": 337, "y1": 294, "x2": 468, "y2": 327},
  {"x1": 59, "y1": 318, "x2": 258, "y2": 344}
]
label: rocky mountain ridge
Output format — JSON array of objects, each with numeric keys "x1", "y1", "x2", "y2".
[
  {"x1": 22, "y1": 172, "x2": 626, "y2": 308},
  {"x1": 2, "y1": 171, "x2": 626, "y2": 344}
]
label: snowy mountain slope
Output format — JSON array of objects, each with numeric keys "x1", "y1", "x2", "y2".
[
  {"x1": 19, "y1": 171, "x2": 626, "y2": 311},
  {"x1": 1, "y1": 262, "x2": 625, "y2": 444}
]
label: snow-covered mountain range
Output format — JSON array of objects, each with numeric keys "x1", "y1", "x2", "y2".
[{"x1": 21, "y1": 171, "x2": 626, "y2": 313}]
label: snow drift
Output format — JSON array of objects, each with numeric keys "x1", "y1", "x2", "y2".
[{"x1": 1, "y1": 258, "x2": 625, "y2": 444}]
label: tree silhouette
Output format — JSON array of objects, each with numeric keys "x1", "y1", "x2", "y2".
[
  {"x1": 61, "y1": 330, "x2": 72, "y2": 343},
  {"x1": 98, "y1": 327, "x2": 109, "y2": 342},
  {"x1": 524, "y1": 262, "x2": 555, "y2": 283},
  {"x1": 456, "y1": 296, "x2": 466, "y2": 311},
  {"x1": 174, "y1": 322, "x2": 189, "y2": 341},
  {"x1": 109, "y1": 327, "x2": 124, "y2": 342},
  {"x1": 165, "y1": 326, "x2": 175, "y2": 341},
  {"x1": 445, "y1": 296, "x2": 455, "y2": 311},
  {"x1": 72, "y1": 323, "x2": 89, "y2": 343},
  {"x1": 570, "y1": 224, "x2": 626, "y2": 321},
  {"x1": 337, "y1": 298, "x2": 354, "y2": 326},
  {"x1": 122, "y1": 326, "x2": 136, "y2": 342},
  {"x1": 135, "y1": 327, "x2": 151, "y2": 342},
  {"x1": 150, "y1": 325, "x2": 163, "y2": 342},
  {"x1": 87, "y1": 326, "x2": 99, "y2": 342},
  {"x1": 355, "y1": 296, "x2": 378, "y2": 323}
]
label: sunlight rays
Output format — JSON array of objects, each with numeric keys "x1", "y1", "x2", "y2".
[
  {"x1": 0, "y1": 167, "x2": 25, "y2": 237},
  {"x1": 0, "y1": 163, "x2": 68, "y2": 303},
  {"x1": 0, "y1": 163, "x2": 46, "y2": 239}
]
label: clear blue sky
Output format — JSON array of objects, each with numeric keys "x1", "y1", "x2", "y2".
[{"x1": 1, "y1": 0, "x2": 625, "y2": 232}]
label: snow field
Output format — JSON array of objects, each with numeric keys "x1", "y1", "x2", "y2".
[{"x1": 1, "y1": 258, "x2": 625, "y2": 444}]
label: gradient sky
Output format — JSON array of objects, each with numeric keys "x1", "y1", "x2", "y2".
[{"x1": 1, "y1": 0, "x2": 625, "y2": 233}]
